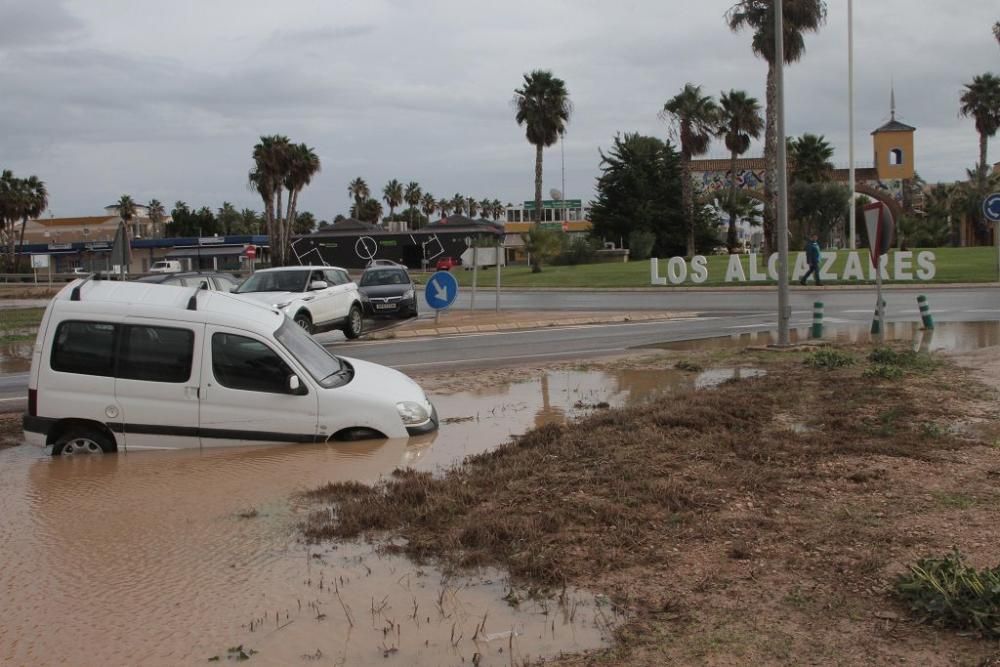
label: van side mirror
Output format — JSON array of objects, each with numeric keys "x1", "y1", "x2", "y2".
[
  {"x1": 288, "y1": 374, "x2": 306, "y2": 395},
  {"x1": 309, "y1": 280, "x2": 329, "y2": 290}
]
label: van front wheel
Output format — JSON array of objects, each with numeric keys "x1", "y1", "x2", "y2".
[{"x1": 52, "y1": 428, "x2": 115, "y2": 456}]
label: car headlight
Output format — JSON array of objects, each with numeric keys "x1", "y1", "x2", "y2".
[
  {"x1": 396, "y1": 401, "x2": 429, "y2": 425},
  {"x1": 403, "y1": 288, "x2": 414, "y2": 299}
]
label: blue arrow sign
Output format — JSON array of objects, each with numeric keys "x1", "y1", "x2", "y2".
[
  {"x1": 425, "y1": 270, "x2": 458, "y2": 310},
  {"x1": 984, "y1": 193, "x2": 1000, "y2": 223}
]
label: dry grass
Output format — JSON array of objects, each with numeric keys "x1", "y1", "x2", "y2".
[{"x1": 302, "y1": 346, "x2": 1000, "y2": 665}]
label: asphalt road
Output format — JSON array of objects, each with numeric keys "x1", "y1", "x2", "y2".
[{"x1": 2, "y1": 286, "x2": 998, "y2": 413}]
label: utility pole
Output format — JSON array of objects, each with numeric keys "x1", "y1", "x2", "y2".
[
  {"x1": 848, "y1": 0, "x2": 856, "y2": 249},
  {"x1": 775, "y1": 0, "x2": 791, "y2": 346}
]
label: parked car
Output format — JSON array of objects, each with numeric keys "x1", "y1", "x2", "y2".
[
  {"x1": 22, "y1": 279, "x2": 438, "y2": 455},
  {"x1": 435, "y1": 256, "x2": 462, "y2": 271},
  {"x1": 149, "y1": 260, "x2": 184, "y2": 273},
  {"x1": 135, "y1": 271, "x2": 241, "y2": 292},
  {"x1": 366, "y1": 259, "x2": 403, "y2": 268},
  {"x1": 358, "y1": 266, "x2": 418, "y2": 319},
  {"x1": 232, "y1": 265, "x2": 364, "y2": 338}
]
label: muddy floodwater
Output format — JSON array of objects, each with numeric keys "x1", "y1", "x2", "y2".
[{"x1": 0, "y1": 363, "x2": 738, "y2": 666}]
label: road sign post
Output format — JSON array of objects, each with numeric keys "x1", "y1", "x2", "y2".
[
  {"x1": 425, "y1": 270, "x2": 459, "y2": 325},
  {"x1": 983, "y1": 193, "x2": 1000, "y2": 283},
  {"x1": 864, "y1": 202, "x2": 895, "y2": 343}
]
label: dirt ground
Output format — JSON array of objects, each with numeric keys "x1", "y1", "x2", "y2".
[
  {"x1": 0, "y1": 414, "x2": 21, "y2": 448},
  {"x1": 305, "y1": 345, "x2": 1000, "y2": 666}
]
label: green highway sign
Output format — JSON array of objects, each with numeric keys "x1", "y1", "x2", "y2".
[{"x1": 522, "y1": 199, "x2": 582, "y2": 210}]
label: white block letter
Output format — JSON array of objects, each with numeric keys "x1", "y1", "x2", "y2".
[
  {"x1": 650, "y1": 258, "x2": 666, "y2": 285},
  {"x1": 819, "y1": 252, "x2": 837, "y2": 281},
  {"x1": 792, "y1": 252, "x2": 809, "y2": 281},
  {"x1": 916, "y1": 251, "x2": 937, "y2": 281},
  {"x1": 842, "y1": 251, "x2": 864, "y2": 281},
  {"x1": 893, "y1": 251, "x2": 913, "y2": 280},
  {"x1": 725, "y1": 254, "x2": 746, "y2": 282},
  {"x1": 767, "y1": 253, "x2": 780, "y2": 281},
  {"x1": 748, "y1": 253, "x2": 767, "y2": 281},
  {"x1": 690, "y1": 255, "x2": 708, "y2": 284},
  {"x1": 666, "y1": 256, "x2": 688, "y2": 284}
]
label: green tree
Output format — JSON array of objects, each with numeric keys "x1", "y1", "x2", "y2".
[
  {"x1": 351, "y1": 197, "x2": 383, "y2": 223},
  {"x1": 788, "y1": 133, "x2": 834, "y2": 183},
  {"x1": 662, "y1": 83, "x2": 719, "y2": 256},
  {"x1": 718, "y1": 89, "x2": 764, "y2": 249},
  {"x1": 589, "y1": 133, "x2": 693, "y2": 257},
  {"x1": 382, "y1": 179, "x2": 403, "y2": 221},
  {"x1": 727, "y1": 0, "x2": 828, "y2": 254},
  {"x1": 217, "y1": 201, "x2": 240, "y2": 235},
  {"x1": 450, "y1": 193, "x2": 465, "y2": 216},
  {"x1": 521, "y1": 225, "x2": 562, "y2": 272},
  {"x1": 478, "y1": 198, "x2": 492, "y2": 219},
  {"x1": 348, "y1": 177, "x2": 370, "y2": 209},
  {"x1": 116, "y1": 194, "x2": 137, "y2": 240},
  {"x1": 403, "y1": 181, "x2": 422, "y2": 229},
  {"x1": 249, "y1": 135, "x2": 291, "y2": 261},
  {"x1": 147, "y1": 199, "x2": 166, "y2": 238},
  {"x1": 789, "y1": 181, "x2": 849, "y2": 246},
  {"x1": 491, "y1": 199, "x2": 505, "y2": 221},
  {"x1": 0, "y1": 172, "x2": 48, "y2": 271},
  {"x1": 466, "y1": 197, "x2": 479, "y2": 218},
  {"x1": 514, "y1": 69, "x2": 572, "y2": 223},
  {"x1": 293, "y1": 211, "x2": 317, "y2": 235},
  {"x1": 959, "y1": 73, "x2": 1000, "y2": 187},
  {"x1": 420, "y1": 192, "x2": 437, "y2": 225},
  {"x1": 437, "y1": 198, "x2": 453, "y2": 218},
  {"x1": 282, "y1": 143, "x2": 320, "y2": 253},
  {"x1": 238, "y1": 208, "x2": 261, "y2": 235}
]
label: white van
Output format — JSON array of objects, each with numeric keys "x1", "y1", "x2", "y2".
[
  {"x1": 22, "y1": 279, "x2": 438, "y2": 455},
  {"x1": 149, "y1": 260, "x2": 184, "y2": 273}
]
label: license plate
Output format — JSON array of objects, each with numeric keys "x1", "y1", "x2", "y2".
[{"x1": 375, "y1": 303, "x2": 396, "y2": 310}]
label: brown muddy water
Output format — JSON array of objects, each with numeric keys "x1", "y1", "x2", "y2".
[{"x1": 0, "y1": 363, "x2": 739, "y2": 666}]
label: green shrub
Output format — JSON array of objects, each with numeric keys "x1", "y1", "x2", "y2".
[
  {"x1": 894, "y1": 551, "x2": 1000, "y2": 638},
  {"x1": 863, "y1": 363, "x2": 904, "y2": 380},
  {"x1": 868, "y1": 347, "x2": 936, "y2": 370},
  {"x1": 628, "y1": 230, "x2": 657, "y2": 261},
  {"x1": 804, "y1": 348, "x2": 856, "y2": 370}
]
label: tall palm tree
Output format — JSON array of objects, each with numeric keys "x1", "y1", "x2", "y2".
[
  {"x1": 514, "y1": 70, "x2": 572, "y2": 223},
  {"x1": 147, "y1": 199, "x2": 166, "y2": 238},
  {"x1": 959, "y1": 73, "x2": 1000, "y2": 185},
  {"x1": 382, "y1": 179, "x2": 403, "y2": 222},
  {"x1": 492, "y1": 199, "x2": 505, "y2": 222},
  {"x1": 478, "y1": 198, "x2": 492, "y2": 219},
  {"x1": 450, "y1": 193, "x2": 466, "y2": 216},
  {"x1": 249, "y1": 135, "x2": 292, "y2": 261},
  {"x1": 0, "y1": 170, "x2": 17, "y2": 269},
  {"x1": 437, "y1": 198, "x2": 453, "y2": 219},
  {"x1": 727, "y1": 0, "x2": 828, "y2": 255},
  {"x1": 788, "y1": 133, "x2": 834, "y2": 183},
  {"x1": 404, "y1": 181, "x2": 422, "y2": 230},
  {"x1": 348, "y1": 177, "x2": 370, "y2": 211},
  {"x1": 718, "y1": 89, "x2": 764, "y2": 249},
  {"x1": 663, "y1": 83, "x2": 719, "y2": 256},
  {"x1": 12, "y1": 175, "x2": 48, "y2": 271},
  {"x1": 421, "y1": 192, "x2": 437, "y2": 225},
  {"x1": 116, "y1": 194, "x2": 137, "y2": 239},
  {"x1": 283, "y1": 143, "x2": 321, "y2": 251},
  {"x1": 467, "y1": 197, "x2": 479, "y2": 218}
]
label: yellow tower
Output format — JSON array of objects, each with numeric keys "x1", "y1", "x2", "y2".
[{"x1": 871, "y1": 88, "x2": 915, "y2": 180}]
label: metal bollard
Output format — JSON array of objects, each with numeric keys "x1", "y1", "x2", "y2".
[
  {"x1": 811, "y1": 301, "x2": 824, "y2": 339},
  {"x1": 917, "y1": 294, "x2": 934, "y2": 330},
  {"x1": 870, "y1": 299, "x2": 886, "y2": 335}
]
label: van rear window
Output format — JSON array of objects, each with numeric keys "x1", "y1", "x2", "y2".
[{"x1": 51, "y1": 321, "x2": 116, "y2": 377}]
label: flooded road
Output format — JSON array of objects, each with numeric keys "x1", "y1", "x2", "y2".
[{"x1": 1, "y1": 363, "x2": 725, "y2": 666}]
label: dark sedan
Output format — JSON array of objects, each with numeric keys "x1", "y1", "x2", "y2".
[{"x1": 358, "y1": 267, "x2": 418, "y2": 318}]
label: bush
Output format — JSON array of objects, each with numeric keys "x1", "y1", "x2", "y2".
[
  {"x1": 804, "y1": 348, "x2": 856, "y2": 370},
  {"x1": 628, "y1": 230, "x2": 656, "y2": 261},
  {"x1": 553, "y1": 235, "x2": 601, "y2": 266},
  {"x1": 868, "y1": 347, "x2": 937, "y2": 372},
  {"x1": 863, "y1": 364, "x2": 904, "y2": 380},
  {"x1": 895, "y1": 551, "x2": 1000, "y2": 638}
]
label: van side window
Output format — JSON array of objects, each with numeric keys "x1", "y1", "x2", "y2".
[
  {"x1": 211, "y1": 333, "x2": 295, "y2": 394},
  {"x1": 119, "y1": 325, "x2": 194, "y2": 383},
  {"x1": 51, "y1": 321, "x2": 117, "y2": 377}
]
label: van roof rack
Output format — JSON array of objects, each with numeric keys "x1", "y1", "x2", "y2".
[
  {"x1": 186, "y1": 283, "x2": 208, "y2": 311},
  {"x1": 70, "y1": 274, "x2": 96, "y2": 301}
]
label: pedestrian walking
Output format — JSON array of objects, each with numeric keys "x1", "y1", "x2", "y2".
[{"x1": 800, "y1": 234, "x2": 822, "y2": 286}]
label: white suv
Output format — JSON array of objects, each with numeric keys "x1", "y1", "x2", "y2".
[{"x1": 233, "y1": 266, "x2": 364, "y2": 338}]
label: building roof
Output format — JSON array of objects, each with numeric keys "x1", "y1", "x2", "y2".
[
  {"x1": 326, "y1": 217, "x2": 378, "y2": 231},
  {"x1": 689, "y1": 157, "x2": 766, "y2": 172},
  {"x1": 871, "y1": 119, "x2": 916, "y2": 134}
]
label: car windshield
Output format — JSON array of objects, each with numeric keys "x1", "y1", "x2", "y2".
[
  {"x1": 274, "y1": 320, "x2": 350, "y2": 388},
  {"x1": 360, "y1": 269, "x2": 409, "y2": 287},
  {"x1": 236, "y1": 270, "x2": 309, "y2": 294}
]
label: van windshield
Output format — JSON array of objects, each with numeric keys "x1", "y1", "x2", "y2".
[{"x1": 274, "y1": 320, "x2": 351, "y2": 388}]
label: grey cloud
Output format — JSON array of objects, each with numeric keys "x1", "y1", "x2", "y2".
[{"x1": 0, "y1": 0, "x2": 82, "y2": 48}]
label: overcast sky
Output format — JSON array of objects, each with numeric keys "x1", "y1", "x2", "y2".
[{"x1": 2, "y1": 0, "x2": 998, "y2": 219}]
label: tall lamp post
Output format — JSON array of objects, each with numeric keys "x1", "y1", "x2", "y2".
[
  {"x1": 775, "y1": 0, "x2": 791, "y2": 346},
  {"x1": 848, "y1": 0, "x2": 856, "y2": 249}
]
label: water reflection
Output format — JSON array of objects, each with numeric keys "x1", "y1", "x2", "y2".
[{"x1": 0, "y1": 340, "x2": 31, "y2": 374}]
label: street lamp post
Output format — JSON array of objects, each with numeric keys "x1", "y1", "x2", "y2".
[
  {"x1": 775, "y1": 0, "x2": 791, "y2": 346},
  {"x1": 848, "y1": 0, "x2": 856, "y2": 250}
]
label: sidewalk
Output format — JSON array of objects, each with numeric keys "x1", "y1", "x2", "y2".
[{"x1": 362, "y1": 309, "x2": 697, "y2": 340}]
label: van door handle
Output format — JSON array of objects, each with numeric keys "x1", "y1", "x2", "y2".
[{"x1": 185, "y1": 386, "x2": 200, "y2": 400}]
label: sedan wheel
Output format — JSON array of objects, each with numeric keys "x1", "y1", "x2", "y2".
[
  {"x1": 294, "y1": 312, "x2": 314, "y2": 334},
  {"x1": 344, "y1": 305, "x2": 363, "y2": 339}
]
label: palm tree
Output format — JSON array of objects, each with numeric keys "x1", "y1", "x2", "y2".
[
  {"x1": 788, "y1": 133, "x2": 834, "y2": 183},
  {"x1": 403, "y1": 181, "x2": 422, "y2": 229},
  {"x1": 467, "y1": 197, "x2": 479, "y2": 218},
  {"x1": 450, "y1": 193, "x2": 466, "y2": 216},
  {"x1": 249, "y1": 135, "x2": 292, "y2": 261},
  {"x1": 718, "y1": 89, "x2": 763, "y2": 249},
  {"x1": 663, "y1": 83, "x2": 719, "y2": 256},
  {"x1": 421, "y1": 192, "x2": 437, "y2": 224},
  {"x1": 12, "y1": 175, "x2": 48, "y2": 271},
  {"x1": 514, "y1": 70, "x2": 572, "y2": 223},
  {"x1": 283, "y1": 143, "x2": 321, "y2": 251},
  {"x1": 437, "y1": 198, "x2": 453, "y2": 219},
  {"x1": 147, "y1": 199, "x2": 166, "y2": 238},
  {"x1": 348, "y1": 177, "x2": 370, "y2": 210},
  {"x1": 727, "y1": 0, "x2": 828, "y2": 254},
  {"x1": 479, "y1": 198, "x2": 492, "y2": 220},
  {"x1": 492, "y1": 199, "x2": 505, "y2": 222},
  {"x1": 116, "y1": 194, "x2": 137, "y2": 239},
  {"x1": 382, "y1": 179, "x2": 403, "y2": 222},
  {"x1": 959, "y1": 73, "x2": 1000, "y2": 185}
]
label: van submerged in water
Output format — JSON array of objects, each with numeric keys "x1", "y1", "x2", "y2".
[{"x1": 22, "y1": 279, "x2": 438, "y2": 455}]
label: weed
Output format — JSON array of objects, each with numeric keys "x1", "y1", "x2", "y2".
[
  {"x1": 236, "y1": 507, "x2": 259, "y2": 519},
  {"x1": 894, "y1": 550, "x2": 1000, "y2": 638},
  {"x1": 920, "y1": 422, "x2": 947, "y2": 439},
  {"x1": 674, "y1": 360, "x2": 703, "y2": 372},
  {"x1": 803, "y1": 348, "x2": 855, "y2": 370},
  {"x1": 864, "y1": 364, "x2": 904, "y2": 380},
  {"x1": 932, "y1": 491, "x2": 976, "y2": 510},
  {"x1": 869, "y1": 347, "x2": 938, "y2": 372}
]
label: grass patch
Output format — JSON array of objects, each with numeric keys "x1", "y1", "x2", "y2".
[
  {"x1": 864, "y1": 363, "x2": 905, "y2": 380},
  {"x1": 932, "y1": 491, "x2": 978, "y2": 510},
  {"x1": 895, "y1": 551, "x2": 1000, "y2": 638},
  {"x1": 0, "y1": 307, "x2": 44, "y2": 334},
  {"x1": 804, "y1": 348, "x2": 856, "y2": 370},
  {"x1": 674, "y1": 360, "x2": 703, "y2": 372}
]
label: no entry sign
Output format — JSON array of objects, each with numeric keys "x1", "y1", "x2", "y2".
[{"x1": 863, "y1": 202, "x2": 894, "y2": 267}]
